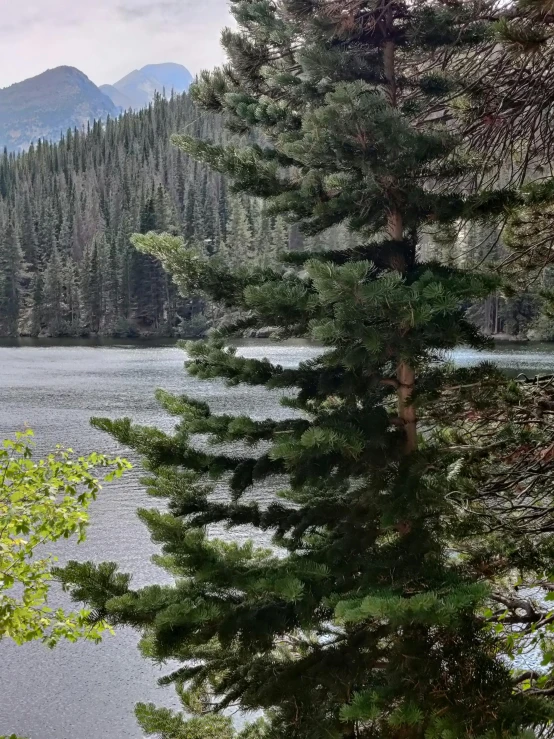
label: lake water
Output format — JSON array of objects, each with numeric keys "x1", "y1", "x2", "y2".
[{"x1": 0, "y1": 339, "x2": 552, "y2": 739}]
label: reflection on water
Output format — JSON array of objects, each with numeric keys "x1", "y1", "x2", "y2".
[
  {"x1": 0, "y1": 340, "x2": 552, "y2": 738},
  {"x1": 452, "y1": 343, "x2": 554, "y2": 374}
]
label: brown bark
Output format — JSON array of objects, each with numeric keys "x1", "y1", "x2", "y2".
[
  {"x1": 383, "y1": 38, "x2": 397, "y2": 108},
  {"x1": 383, "y1": 9, "x2": 417, "y2": 455},
  {"x1": 387, "y1": 211, "x2": 418, "y2": 454},
  {"x1": 397, "y1": 361, "x2": 417, "y2": 454}
]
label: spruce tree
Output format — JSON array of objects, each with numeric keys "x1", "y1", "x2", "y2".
[{"x1": 60, "y1": 2, "x2": 554, "y2": 737}]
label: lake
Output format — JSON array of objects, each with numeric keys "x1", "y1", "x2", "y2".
[{"x1": 0, "y1": 339, "x2": 552, "y2": 739}]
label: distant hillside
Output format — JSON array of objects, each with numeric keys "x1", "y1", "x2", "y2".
[
  {"x1": 0, "y1": 94, "x2": 310, "y2": 338},
  {"x1": 0, "y1": 66, "x2": 118, "y2": 151},
  {"x1": 97, "y1": 83, "x2": 134, "y2": 111},
  {"x1": 101, "y1": 63, "x2": 193, "y2": 110}
]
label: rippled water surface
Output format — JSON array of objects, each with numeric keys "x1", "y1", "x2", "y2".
[{"x1": 0, "y1": 338, "x2": 551, "y2": 739}]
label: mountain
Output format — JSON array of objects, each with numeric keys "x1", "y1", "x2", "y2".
[
  {"x1": 97, "y1": 84, "x2": 134, "y2": 111},
  {"x1": 101, "y1": 63, "x2": 193, "y2": 111},
  {"x1": 0, "y1": 66, "x2": 118, "y2": 152}
]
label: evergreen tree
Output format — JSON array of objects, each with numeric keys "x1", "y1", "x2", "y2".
[
  {"x1": 59, "y1": 2, "x2": 554, "y2": 738},
  {"x1": 81, "y1": 240, "x2": 102, "y2": 334},
  {"x1": 42, "y1": 246, "x2": 64, "y2": 336},
  {"x1": 64, "y1": 256, "x2": 81, "y2": 335},
  {"x1": 0, "y1": 219, "x2": 22, "y2": 337},
  {"x1": 102, "y1": 239, "x2": 119, "y2": 332},
  {"x1": 29, "y1": 272, "x2": 43, "y2": 337},
  {"x1": 226, "y1": 196, "x2": 255, "y2": 265},
  {"x1": 20, "y1": 196, "x2": 37, "y2": 265}
]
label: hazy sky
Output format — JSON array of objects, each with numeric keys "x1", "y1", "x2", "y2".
[{"x1": 0, "y1": 0, "x2": 232, "y2": 89}]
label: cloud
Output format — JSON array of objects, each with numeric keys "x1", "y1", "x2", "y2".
[
  {"x1": 116, "y1": 1, "x2": 184, "y2": 21},
  {"x1": 0, "y1": 12, "x2": 42, "y2": 36},
  {"x1": 0, "y1": 0, "x2": 231, "y2": 89},
  {"x1": 116, "y1": 0, "x2": 231, "y2": 24},
  {"x1": 0, "y1": 8, "x2": 81, "y2": 37}
]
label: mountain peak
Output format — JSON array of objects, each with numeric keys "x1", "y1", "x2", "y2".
[
  {"x1": 0, "y1": 62, "x2": 193, "y2": 152},
  {"x1": 102, "y1": 63, "x2": 193, "y2": 111},
  {"x1": 1, "y1": 66, "x2": 87, "y2": 92},
  {"x1": 0, "y1": 66, "x2": 117, "y2": 151}
]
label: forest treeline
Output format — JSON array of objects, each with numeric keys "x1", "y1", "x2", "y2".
[
  {"x1": 0, "y1": 93, "x2": 349, "y2": 338},
  {"x1": 0, "y1": 91, "x2": 547, "y2": 340}
]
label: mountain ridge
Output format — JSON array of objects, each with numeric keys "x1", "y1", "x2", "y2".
[
  {"x1": 0, "y1": 63, "x2": 193, "y2": 152},
  {"x1": 101, "y1": 63, "x2": 193, "y2": 110},
  {"x1": 0, "y1": 66, "x2": 118, "y2": 152}
]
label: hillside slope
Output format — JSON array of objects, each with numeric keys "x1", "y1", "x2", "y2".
[
  {"x1": 98, "y1": 84, "x2": 135, "y2": 112},
  {"x1": 0, "y1": 94, "x2": 306, "y2": 338},
  {"x1": 0, "y1": 66, "x2": 118, "y2": 151}
]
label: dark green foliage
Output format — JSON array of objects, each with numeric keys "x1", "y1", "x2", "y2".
[
  {"x1": 0, "y1": 219, "x2": 22, "y2": 337},
  {"x1": 0, "y1": 93, "x2": 301, "y2": 338},
  {"x1": 58, "y1": 1, "x2": 554, "y2": 738}
]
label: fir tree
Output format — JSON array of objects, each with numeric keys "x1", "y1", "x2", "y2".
[{"x1": 59, "y1": 1, "x2": 554, "y2": 738}]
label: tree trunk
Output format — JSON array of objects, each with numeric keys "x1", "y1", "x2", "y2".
[
  {"x1": 387, "y1": 211, "x2": 418, "y2": 454},
  {"x1": 384, "y1": 23, "x2": 417, "y2": 455}
]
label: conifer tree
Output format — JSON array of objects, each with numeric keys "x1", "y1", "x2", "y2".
[
  {"x1": 54, "y1": 2, "x2": 554, "y2": 735},
  {"x1": 29, "y1": 272, "x2": 43, "y2": 337},
  {"x1": 64, "y1": 256, "x2": 81, "y2": 335},
  {"x1": 20, "y1": 196, "x2": 37, "y2": 266},
  {"x1": 42, "y1": 246, "x2": 65, "y2": 336},
  {"x1": 103, "y1": 240, "x2": 119, "y2": 332},
  {"x1": 81, "y1": 240, "x2": 102, "y2": 334},
  {"x1": 0, "y1": 219, "x2": 22, "y2": 337}
]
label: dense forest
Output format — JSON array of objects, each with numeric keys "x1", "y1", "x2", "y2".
[
  {"x1": 0, "y1": 93, "x2": 345, "y2": 338},
  {"x1": 0, "y1": 89, "x2": 549, "y2": 339},
  {"x1": 0, "y1": 89, "x2": 547, "y2": 341}
]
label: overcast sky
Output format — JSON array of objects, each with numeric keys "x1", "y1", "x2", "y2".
[{"x1": 0, "y1": 0, "x2": 232, "y2": 89}]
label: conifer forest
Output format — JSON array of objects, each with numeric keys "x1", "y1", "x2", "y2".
[
  {"x1": 0, "y1": 94, "x2": 313, "y2": 338},
  {"x1": 9, "y1": 2, "x2": 554, "y2": 739},
  {"x1": 0, "y1": 74, "x2": 549, "y2": 341}
]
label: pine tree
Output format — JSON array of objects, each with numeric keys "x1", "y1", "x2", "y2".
[
  {"x1": 29, "y1": 272, "x2": 43, "y2": 337},
  {"x1": 20, "y1": 195, "x2": 37, "y2": 266},
  {"x1": 81, "y1": 240, "x2": 102, "y2": 334},
  {"x1": 226, "y1": 195, "x2": 255, "y2": 265},
  {"x1": 102, "y1": 239, "x2": 119, "y2": 332},
  {"x1": 64, "y1": 256, "x2": 81, "y2": 336},
  {"x1": 59, "y1": 2, "x2": 554, "y2": 738},
  {"x1": 42, "y1": 246, "x2": 65, "y2": 336},
  {"x1": 0, "y1": 219, "x2": 22, "y2": 336}
]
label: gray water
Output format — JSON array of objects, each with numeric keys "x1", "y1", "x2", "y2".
[{"x1": 0, "y1": 339, "x2": 551, "y2": 739}]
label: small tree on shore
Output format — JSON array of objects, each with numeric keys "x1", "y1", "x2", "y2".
[{"x1": 1, "y1": 430, "x2": 130, "y2": 647}]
